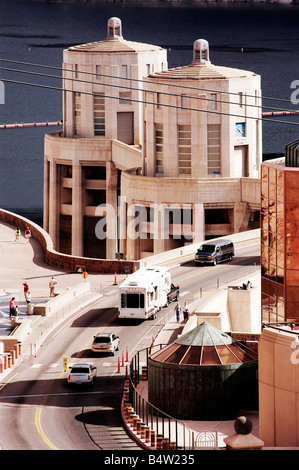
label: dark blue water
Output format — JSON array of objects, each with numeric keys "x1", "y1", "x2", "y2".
[{"x1": 0, "y1": 1, "x2": 299, "y2": 223}]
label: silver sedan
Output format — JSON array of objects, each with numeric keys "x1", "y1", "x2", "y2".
[{"x1": 67, "y1": 363, "x2": 97, "y2": 385}]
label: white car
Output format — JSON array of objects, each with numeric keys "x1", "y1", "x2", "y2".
[
  {"x1": 91, "y1": 333, "x2": 120, "y2": 356},
  {"x1": 67, "y1": 363, "x2": 97, "y2": 385}
]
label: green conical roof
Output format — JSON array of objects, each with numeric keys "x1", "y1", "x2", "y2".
[{"x1": 175, "y1": 322, "x2": 235, "y2": 347}]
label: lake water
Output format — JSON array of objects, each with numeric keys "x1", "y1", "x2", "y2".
[{"x1": 0, "y1": 0, "x2": 298, "y2": 223}]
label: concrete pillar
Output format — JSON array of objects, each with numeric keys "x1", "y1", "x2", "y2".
[
  {"x1": 106, "y1": 162, "x2": 118, "y2": 259},
  {"x1": 233, "y1": 201, "x2": 250, "y2": 233},
  {"x1": 48, "y1": 160, "x2": 58, "y2": 250},
  {"x1": 153, "y1": 204, "x2": 164, "y2": 254},
  {"x1": 224, "y1": 416, "x2": 264, "y2": 450},
  {"x1": 192, "y1": 202, "x2": 205, "y2": 244},
  {"x1": 192, "y1": 94, "x2": 207, "y2": 178},
  {"x1": 118, "y1": 195, "x2": 127, "y2": 258},
  {"x1": 72, "y1": 163, "x2": 83, "y2": 256},
  {"x1": 43, "y1": 159, "x2": 50, "y2": 233},
  {"x1": 126, "y1": 203, "x2": 139, "y2": 260}
]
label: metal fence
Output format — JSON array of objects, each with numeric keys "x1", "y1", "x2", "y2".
[{"x1": 128, "y1": 345, "x2": 220, "y2": 450}]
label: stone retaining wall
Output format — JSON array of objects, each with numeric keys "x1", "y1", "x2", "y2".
[{"x1": 0, "y1": 209, "x2": 139, "y2": 274}]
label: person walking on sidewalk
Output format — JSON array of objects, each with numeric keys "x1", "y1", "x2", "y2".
[
  {"x1": 15, "y1": 226, "x2": 20, "y2": 242},
  {"x1": 25, "y1": 227, "x2": 31, "y2": 242},
  {"x1": 23, "y1": 281, "x2": 29, "y2": 301},
  {"x1": 183, "y1": 301, "x2": 190, "y2": 323},
  {"x1": 9, "y1": 297, "x2": 16, "y2": 317},
  {"x1": 49, "y1": 276, "x2": 57, "y2": 297},
  {"x1": 174, "y1": 303, "x2": 182, "y2": 323}
]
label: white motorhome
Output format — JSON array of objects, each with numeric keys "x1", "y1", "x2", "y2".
[{"x1": 118, "y1": 266, "x2": 171, "y2": 320}]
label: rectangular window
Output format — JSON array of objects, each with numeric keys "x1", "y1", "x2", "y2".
[
  {"x1": 96, "y1": 65, "x2": 101, "y2": 79},
  {"x1": 238, "y1": 92, "x2": 243, "y2": 108},
  {"x1": 157, "y1": 93, "x2": 161, "y2": 109},
  {"x1": 121, "y1": 65, "x2": 127, "y2": 79},
  {"x1": 122, "y1": 293, "x2": 144, "y2": 309},
  {"x1": 119, "y1": 91, "x2": 131, "y2": 105},
  {"x1": 94, "y1": 94, "x2": 105, "y2": 136},
  {"x1": 178, "y1": 125, "x2": 191, "y2": 176},
  {"x1": 155, "y1": 123, "x2": 164, "y2": 174},
  {"x1": 236, "y1": 122, "x2": 246, "y2": 138},
  {"x1": 207, "y1": 124, "x2": 221, "y2": 174},
  {"x1": 74, "y1": 92, "x2": 81, "y2": 136},
  {"x1": 180, "y1": 94, "x2": 189, "y2": 109},
  {"x1": 211, "y1": 93, "x2": 217, "y2": 110},
  {"x1": 146, "y1": 64, "x2": 150, "y2": 76}
]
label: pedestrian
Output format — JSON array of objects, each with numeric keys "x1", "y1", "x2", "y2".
[
  {"x1": 174, "y1": 303, "x2": 181, "y2": 323},
  {"x1": 49, "y1": 276, "x2": 57, "y2": 297},
  {"x1": 9, "y1": 297, "x2": 16, "y2": 317},
  {"x1": 23, "y1": 281, "x2": 29, "y2": 300},
  {"x1": 15, "y1": 226, "x2": 20, "y2": 242},
  {"x1": 25, "y1": 291, "x2": 31, "y2": 304},
  {"x1": 183, "y1": 301, "x2": 189, "y2": 322},
  {"x1": 25, "y1": 227, "x2": 31, "y2": 242},
  {"x1": 15, "y1": 305, "x2": 20, "y2": 317}
]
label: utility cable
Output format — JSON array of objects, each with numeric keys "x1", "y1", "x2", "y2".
[
  {"x1": 1, "y1": 76, "x2": 299, "y2": 126},
  {"x1": 0, "y1": 57, "x2": 297, "y2": 107},
  {"x1": 0, "y1": 64, "x2": 296, "y2": 115}
]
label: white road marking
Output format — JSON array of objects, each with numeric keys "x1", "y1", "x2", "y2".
[
  {"x1": 105, "y1": 290, "x2": 116, "y2": 296},
  {"x1": 179, "y1": 291, "x2": 190, "y2": 297}
]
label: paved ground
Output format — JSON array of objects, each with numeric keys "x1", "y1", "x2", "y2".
[
  {"x1": 0, "y1": 220, "x2": 141, "y2": 450},
  {"x1": 0, "y1": 220, "x2": 126, "y2": 301},
  {"x1": 0, "y1": 220, "x2": 260, "y2": 451}
]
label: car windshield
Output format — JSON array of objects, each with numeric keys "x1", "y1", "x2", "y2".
[
  {"x1": 94, "y1": 336, "x2": 111, "y2": 343},
  {"x1": 71, "y1": 367, "x2": 89, "y2": 374},
  {"x1": 197, "y1": 245, "x2": 215, "y2": 253}
]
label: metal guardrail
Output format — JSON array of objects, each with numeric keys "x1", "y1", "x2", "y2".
[{"x1": 128, "y1": 345, "x2": 220, "y2": 450}]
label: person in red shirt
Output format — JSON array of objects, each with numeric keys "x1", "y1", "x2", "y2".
[
  {"x1": 9, "y1": 297, "x2": 16, "y2": 317},
  {"x1": 23, "y1": 282, "x2": 29, "y2": 300}
]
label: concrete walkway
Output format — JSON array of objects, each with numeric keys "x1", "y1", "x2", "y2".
[
  {"x1": 0, "y1": 220, "x2": 126, "y2": 366},
  {"x1": 0, "y1": 220, "x2": 125, "y2": 300}
]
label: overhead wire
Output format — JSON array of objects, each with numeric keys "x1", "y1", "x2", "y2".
[
  {"x1": 0, "y1": 58, "x2": 298, "y2": 126},
  {"x1": 0, "y1": 63, "x2": 296, "y2": 115},
  {"x1": 0, "y1": 57, "x2": 296, "y2": 105}
]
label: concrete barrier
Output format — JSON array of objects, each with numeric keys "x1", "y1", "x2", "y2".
[
  {"x1": 0, "y1": 282, "x2": 97, "y2": 353},
  {"x1": 0, "y1": 209, "x2": 138, "y2": 274},
  {"x1": 139, "y1": 229, "x2": 260, "y2": 267},
  {"x1": 34, "y1": 281, "x2": 91, "y2": 317},
  {"x1": 0, "y1": 317, "x2": 36, "y2": 353}
]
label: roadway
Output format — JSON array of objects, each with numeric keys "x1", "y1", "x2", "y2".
[{"x1": 0, "y1": 221, "x2": 260, "y2": 450}]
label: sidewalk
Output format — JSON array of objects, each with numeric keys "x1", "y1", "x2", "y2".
[
  {"x1": 0, "y1": 220, "x2": 125, "y2": 376},
  {"x1": 0, "y1": 220, "x2": 124, "y2": 298}
]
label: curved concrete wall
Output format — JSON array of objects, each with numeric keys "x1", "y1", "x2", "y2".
[{"x1": 0, "y1": 209, "x2": 138, "y2": 274}]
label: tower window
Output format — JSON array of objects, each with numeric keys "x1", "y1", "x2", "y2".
[
  {"x1": 178, "y1": 125, "x2": 191, "y2": 176},
  {"x1": 119, "y1": 91, "x2": 131, "y2": 105},
  {"x1": 211, "y1": 93, "x2": 217, "y2": 110},
  {"x1": 155, "y1": 123, "x2": 164, "y2": 174},
  {"x1": 96, "y1": 65, "x2": 101, "y2": 79},
  {"x1": 207, "y1": 124, "x2": 221, "y2": 174},
  {"x1": 94, "y1": 94, "x2": 105, "y2": 136},
  {"x1": 121, "y1": 65, "x2": 127, "y2": 79},
  {"x1": 74, "y1": 92, "x2": 81, "y2": 136}
]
